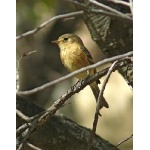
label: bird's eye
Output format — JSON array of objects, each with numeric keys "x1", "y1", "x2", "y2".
[{"x1": 64, "y1": 38, "x2": 68, "y2": 41}]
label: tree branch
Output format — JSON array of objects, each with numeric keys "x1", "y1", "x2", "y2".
[
  {"x1": 108, "y1": 0, "x2": 133, "y2": 15},
  {"x1": 17, "y1": 51, "x2": 133, "y2": 96},
  {"x1": 16, "y1": 11, "x2": 84, "y2": 40},
  {"x1": 16, "y1": 109, "x2": 31, "y2": 122},
  {"x1": 108, "y1": 0, "x2": 130, "y2": 7},
  {"x1": 26, "y1": 142, "x2": 42, "y2": 150},
  {"x1": 89, "y1": 60, "x2": 119, "y2": 148},
  {"x1": 66, "y1": 0, "x2": 132, "y2": 22},
  {"x1": 89, "y1": 0, "x2": 132, "y2": 20},
  {"x1": 115, "y1": 134, "x2": 133, "y2": 148},
  {"x1": 17, "y1": 96, "x2": 119, "y2": 150}
]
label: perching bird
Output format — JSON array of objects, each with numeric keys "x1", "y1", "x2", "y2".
[{"x1": 52, "y1": 33, "x2": 109, "y2": 109}]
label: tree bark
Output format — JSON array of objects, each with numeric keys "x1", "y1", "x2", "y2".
[{"x1": 17, "y1": 96, "x2": 119, "y2": 150}]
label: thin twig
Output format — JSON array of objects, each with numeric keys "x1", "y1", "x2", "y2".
[
  {"x1": 88, "y1": 61, "x2": 118, "y2": 149},
  {"x1": 108, "y1": 0, "x2": 133, "y2": 15},
  {"x1": 16, "y1": 51, "x2": 133, "y2": 96},
  {"x1": 89, "y1": 0, "x2": 132, "y2": 20},
  {"x1": 129, "y1": 0, "x2": 133, "y2": 15},
  {"x1": 17, "y1": 143, "x2": 24, "y2": 150},
  {"x1": 115, "y1": 134, "x2": 133, "y2": 148},
  {"x1": 16, "y1": 109, "x2": 31, "y2": 122},
  {"x1": 16, "y1": 50, "x2": 37, "y2": 71},
  {"x1": 16, "y1": 50, "x2": 37, "y2": 91},
  {"x1": 26, "y1": 142, "x2": 42, "y2": 150},
  {"x1": 16, "y1": 123, "x2": 30, "y2": 134},
  {"x1": 97, "y1": 61, "x2": 118, "y2": 116},
  {"x1": 66, "y1": 0, "x2": 132, "y2": 22},
  {"x1": 17, "y1": 127, "x2": 34, "y2": 150},
  {"x1": 108, "y1": 0, "x2": 130, "y2": 7},
  {"x1": 17, "y1": 50, "x2": 37, "y2": 63},
  {"x1": 16, "y1": 11, "x2": 84, "y2": 40}
]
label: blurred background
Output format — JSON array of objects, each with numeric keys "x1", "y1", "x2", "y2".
[{"x1": 16, "y1": 0, "x2": 133, "y2": 149}]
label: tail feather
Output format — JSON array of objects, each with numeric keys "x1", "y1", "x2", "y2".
[{"x1": 90, "y1": 82, "x2": 109, "y2": 109}]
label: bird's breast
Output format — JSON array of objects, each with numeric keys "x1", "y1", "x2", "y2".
[{"x1": 60, "y1": 47, "x2": 93, "y2": 79}]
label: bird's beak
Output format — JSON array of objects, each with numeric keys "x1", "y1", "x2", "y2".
[{"x1": 52, "y1": 40, "x2": 59, "y2": 44}]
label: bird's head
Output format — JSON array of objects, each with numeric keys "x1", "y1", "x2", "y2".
[{"x1": 52, "y1": 33, "x2": 84, "y2": 49}]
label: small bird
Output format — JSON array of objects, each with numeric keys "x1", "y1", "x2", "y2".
[{"x1": 52, "y1": 33, "x2": 109, "y2": 109}]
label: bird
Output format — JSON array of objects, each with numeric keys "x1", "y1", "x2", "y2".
[{"x1": 52, "y1": 33, "x2": 109, "y2": 110}]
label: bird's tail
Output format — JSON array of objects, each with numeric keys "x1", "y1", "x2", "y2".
[{"x1": 90, "y1": 82, "x2": 109, "y2": 109}]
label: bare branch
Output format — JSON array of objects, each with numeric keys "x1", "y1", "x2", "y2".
[
  {"x1": 89, "y1": 60, "x2": 118, "y2": 148},
  {"x1": 108, "y1": 0, "x2": 130, "y2": 7},
  {"x1": 17, "y1": 128, "x2": 30, "y2": 150},
  {"x1": 89, "y1": 0, "x2": 132, "y2": 20},
  {"x1": 16, "y1": 123, "x2": 30, "y2": 135},
  {"x1": 16, "y1": 109, "x2": 31, "y2": 122},
  {"x1": 17, "y1": 112, "x2": 119, "y2": 150},
  {"x1": 17, "y1": 142, "x2": 24, "y2": 150},
  {"x1": 108, "y1": 0, "x2": 133, "y2": 15},
  {"x1": 26, "y1": 142, "x2": 42, "y2": 150},
  {"x1": 16, "y1": 51, "x2": 133, "y2": 96},
  {"x1": 66, "y1": 0, "x2": 132, "y2": 22},
  {"x1": 16, "y1": 50, "x2": 37, "y2": 71},
  {"x1": 129, "y1": 0, "x2": 133, "y2": 15},
  {"x1": 115, "y1": 134, "x2": 133, "y2": 148},
  {"x1": 16, "y1": 11, "x2": 84, "y2": 40},
  {"x1": 97, "y1": 60, "x2": 118, "y2": 114},
  {"x1": 16, "y1": 50, "x2": 38, "y2": 91}
]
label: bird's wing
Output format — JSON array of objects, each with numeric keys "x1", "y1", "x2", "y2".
[
  {"x1": 81, "y1": 46, "x2": 100, "y2": 84},
  {"x1": 81, "y1": 46, "x2": 94, "y2": 65}
]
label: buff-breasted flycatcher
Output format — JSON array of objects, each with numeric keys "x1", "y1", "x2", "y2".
[{"x1": 52, "y1": 33, "x2": 109, "y2": 109}]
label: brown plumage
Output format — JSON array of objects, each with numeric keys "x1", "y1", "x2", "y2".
[{"x1": 52, "y1": 33, "x2": 109, "y2": 109}]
